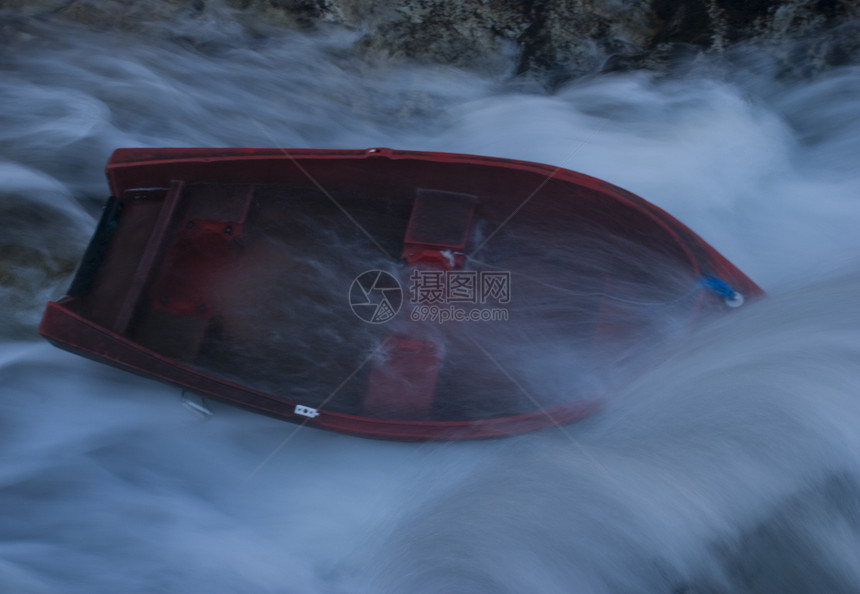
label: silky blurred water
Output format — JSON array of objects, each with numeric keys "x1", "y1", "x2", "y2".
[{"x1": 1, "y1": 8, "x2": 860, "y2": 593}]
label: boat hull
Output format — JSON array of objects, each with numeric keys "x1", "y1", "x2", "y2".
[{"x1": 39, "y1": 148, "x2": 763, "y2": 440}]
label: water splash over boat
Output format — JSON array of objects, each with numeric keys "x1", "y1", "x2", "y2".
[{"x1": 2, "y1": 11, "x2": 859, "y2": 593}]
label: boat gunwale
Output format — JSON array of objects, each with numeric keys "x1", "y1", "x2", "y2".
[{"x1": 38, "y1": 147, "x2": 764, "y2": 440}]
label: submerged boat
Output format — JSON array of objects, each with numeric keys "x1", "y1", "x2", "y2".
[{"x1": 39, "y1": 147, "x2": 763, "y2": 440}]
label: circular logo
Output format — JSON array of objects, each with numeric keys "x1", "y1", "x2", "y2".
[{"x1": 349, "y1": 270, "x2": 403, "y2": 324}]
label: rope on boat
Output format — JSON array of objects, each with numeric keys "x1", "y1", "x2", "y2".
[{"x1": 700, "y1": 275, "x2": 745, "y2": 307}]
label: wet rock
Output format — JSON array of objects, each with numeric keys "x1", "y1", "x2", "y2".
[
  {"x1": 352, "y1": 1, "x2": 528, "y2": 76},
  {"x1": 0, "y1": 0, "x2": 76, "y2": 19},
  {"x1": 677, "y1": 473, "x2": 860, "y2": 594},
  {"x1": 222, "y1": 0, "x2": 859, "y2": 82},
  {"x1": 0, "y1": 0, "x2": 195, "y2": 29},
  {"x1": 514, "y1": 0, "x2": 655, "y2": 85},
  {"x1": 0, "y1": 200, "x2": 87, "y2": 339},
  {"x1": 224, "y1": 0, "x2": 349, "y2": 28},
  {"x1": 1, "y1": 0, "x2": 858, "y2": 85}
]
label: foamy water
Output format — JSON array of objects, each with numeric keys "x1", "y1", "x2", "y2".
[{"x1": 2, "y1": 10, "x2": 860, "y2": 593}]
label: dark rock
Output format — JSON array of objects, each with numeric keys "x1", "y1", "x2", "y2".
[
  {"x1": 0, "y1": 200, "x2": 85, "y2": 339},
  {"x1": 678, "y1": 473, "x2": 860, "y2": 593},
  {"x1": 1, "y1": 0, "x2": 857, "y2": 84}
]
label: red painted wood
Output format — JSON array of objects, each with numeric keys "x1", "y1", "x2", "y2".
[{"x1": 40, "y1": 147, "x2": 764, "y2": 441}]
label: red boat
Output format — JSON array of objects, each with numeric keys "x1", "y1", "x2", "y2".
[{"x1": 39, "y1": 148, "x2": 762, "y2": 440}]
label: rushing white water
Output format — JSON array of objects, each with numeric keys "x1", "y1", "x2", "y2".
[{"x1": 2, "y1": 10, "x2": 860, "y2": 593}]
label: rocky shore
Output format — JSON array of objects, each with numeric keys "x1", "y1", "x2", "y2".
[{"x1": 3, "y1": 0, "x2": 858, "y2": 84}]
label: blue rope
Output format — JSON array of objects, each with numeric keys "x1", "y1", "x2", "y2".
[
  {"x1": 700, "y1": 275, "x2": 745, "y2": 307},
  {"x1": 700, "y1": 275, "x2": 736, "y2": 298}
]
